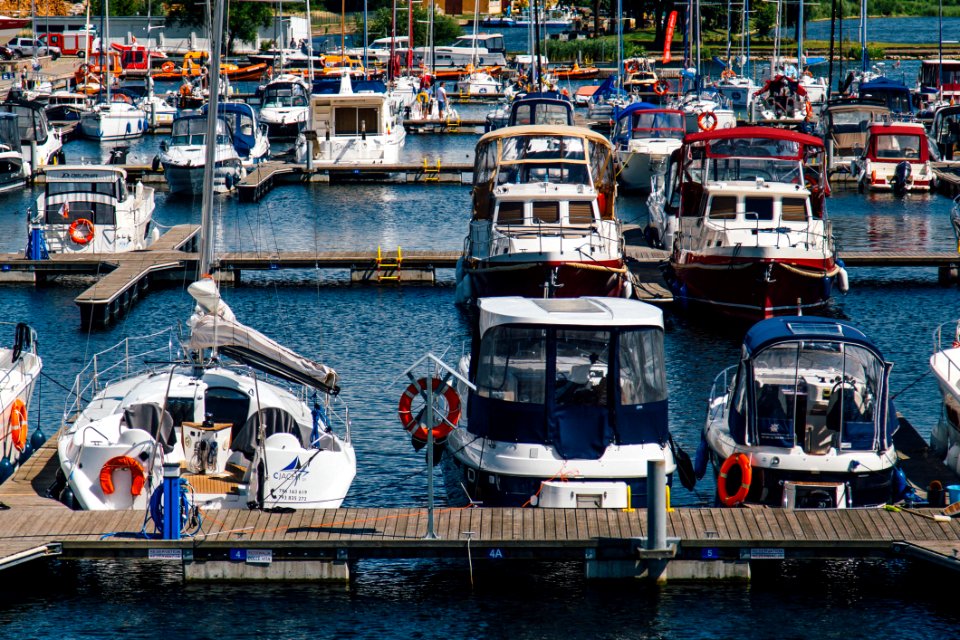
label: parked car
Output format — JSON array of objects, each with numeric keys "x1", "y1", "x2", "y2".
[
  {"x1": 6, "y1": 37, "x2": 61, "y2": 60},
  {"x1": 0, "y1": 45, "x2": 12, "y2": 61}
]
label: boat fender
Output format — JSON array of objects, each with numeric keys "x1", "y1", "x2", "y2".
[
  {"x1": 717, "y1": 452, "x2": 751, "y2": 507},
  {"x1": 398, "y1": 377, "x2": 461, "y2": 443},
  {"x1": 693, "y1": 431, "x2": 709, "y2": 480},
  {"x1": 669, "y1": 435, "x2": 697, "y2": 491},
  {"x1": 0, "y1": 457, "x2": 13, "y2": 484},
  {"x1": 837, "y1": 263, "x2": 849, "y2": 293},
  {"x1": 8, "y1": 398, "x2": 27, "y2": 452},
  {"x1": 99, "y1": 455, "x2": 146, "y2": 496}
]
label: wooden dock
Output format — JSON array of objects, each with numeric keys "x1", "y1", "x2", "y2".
[{"x1": 2, "y1": 420, "x2": 960, "y2": 581}]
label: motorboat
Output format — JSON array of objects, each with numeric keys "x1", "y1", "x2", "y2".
[
  {"x1": 442, "y1": 296, "x2": 676, "y2": 508},
  {"x1": 716, "y1": 72, "x2": 756, "y2": 109},
  {"x1": 160, "y1": 113, "x2": 246, "y2": 195},
  {"x1": 0, "y1": 112, "x2": 26, "y2": 193},
  {"x1": 455, "y1": 125, "x2": 628, "y2": 305},
  {"x1": 552, "y1": 62, "x2": 599, "y2": 80},
  {"x1": 673, "y1": 88, "x2": 736, "y2": 134},
  {"x1": 55, "y1": 280, "x2": 356, "y2": 511},
  {"x1": 456, "y1": 67, "x2": 501, "y2": 96},
  {"x1": 0, "y1": 322, "x2": 41, "y2": 476},
  {"x1": 928, "y1": 319, "x2": 960, "y2": 478},
  {"x1": 257, "y1": 74, "x2": 311, "y2": 140},
  {"x1": 663, "y1": 126, "x2": 845, "y2": 320},
  {"x1": 79, "y1": 100, "x2": 148, "y2": 141},
  {"x1": 202, "y1": 101, "x2": 270, "y2": 167},
  {"x1": 928, "y1": 104, "x2": 960, "y2": 161},
  {"x1": 413, "y1": 33, "x2": 507, "y2": 69},
  {"x1": 483, "y1": 91, "x2": 573, "y2": 132},
  {"x1": 611, "y1": 104, "x2": 684, "y2": 192},
  {"x1": 151, "y1": 51, "x2": 269, "y2": 82},
  {"x1": 856, "y1": 76, "x2": 915, "y2": 118},
  {"x1": 44, "y1": 91, "x2": 92, "y2": 122},
  {"x1": 0, "y1": 97, "x2": 64, "y2": 176},
  {"x1": 622, "y1": 58, "x2": 662, "y2": 102},
  {"x1": 307, "y1": 74, "x2": 406, "y2": 165},
  {"x1": 749, "y1": 74, "x2": 813, "y2": 127},
  {"x1": 702, "y1": 316, "x2": 900, "y2": 508},
  {"x1": 851, "y1": 121, "x2": 937, "y2": 194},
  {"x1": 821, "y1": 98, "x2": 890, "y2": 177},
  {"x1": 28, "y1": 165, "x2": 156, "y2": 254}
]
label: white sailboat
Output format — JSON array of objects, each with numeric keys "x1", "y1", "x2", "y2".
[{"x1": 56, "y1": 4, "x2": 356, "y2": 514}]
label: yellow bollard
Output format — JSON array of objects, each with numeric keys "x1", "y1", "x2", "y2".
[
  {"x1": 666, "y1": 485, "x2": 675, "y2": 513},
  {"x1": 622, "y1": 485, "x2": 636, "y2": 513}
]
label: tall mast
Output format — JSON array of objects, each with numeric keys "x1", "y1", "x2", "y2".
[
  {"x1": 199, "y1": 0, "x2": 226, "y2": 276},
  {"x1": 306, "y1": 0, "x2": 315, "y2": 82},
  {"x1": 104, "y1": 0, "x2": 111, "y2": 103},
  {"x1": 341, "y1": 0, "x2": 346, "y2": 63},
  {"x1": 616, "y1": 0, "x2": 622, "y2": 92},
  {"x1": 389, "y1": 0, "x2": 396, "y2": 81},
  {"x1": 859, "y1": 0, "x2": 867, "y2": 73},
  {"x1": 797, "y1": 0, "x2": 803, "y2": 71},
  {"x1": 363, "y1": 0, "x2": 369, "y2": 72},
  {"x1": 407, "y1": 0, "x2": 413, "y2": 72},
  {"x1": 429, "y1": 0, "x2": 435, "y2": 75},
  {"x1": 471, "y1": 0, "x2": 479, "y2": 68}
]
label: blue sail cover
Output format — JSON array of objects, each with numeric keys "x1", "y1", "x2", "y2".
[{"x1": 202, "y1": 102, "x2": 258, "y2": 159}]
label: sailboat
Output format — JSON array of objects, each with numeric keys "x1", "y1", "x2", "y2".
[
  {"x1": 715, "y1": 0, "x2": 757, "y2": 108},
  {"x1": 56, "y1": 3, "x2": 356, "y2": 513},
  {"x1": 456, "y1": 1, "x2": 502, "y2": 96},
  {"x1": 79, "y1": 0, "x2": 147, "y2": 141}
]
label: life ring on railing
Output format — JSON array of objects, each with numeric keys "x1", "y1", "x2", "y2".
[
  {"x1": 717, "y1": 452, "x2": 752, "y2": 507},
  {"x1": 804, "y1": 100, "x2": 814, "y2": 121},
  {"x1": 68, "y1": 218, "x2": 95, "y2": 245},
  {"x1": 397, "y1": 377, "x2": 461, "y2": 442},
  {"x1": 721, "y1": 69, "x2": 735, "y2": 80},
  {"x1": 9, "y1": 398, "x2": 27, "y2": 452},
  {"x1": 653, "y1": 79, "x2": 670, "y2": 96},
  {"x1": 416, "y1": 91, "x2": 429, "y2": 105},
  {"x1": 161, "y1": 61, "x2": 175, "y2": 73},
  {"x1": 697, "y1": 110, "x2": 718, "y2": 131},
  {"x1": 99, "y1": 455, "x2": 146, "y2": 496}
]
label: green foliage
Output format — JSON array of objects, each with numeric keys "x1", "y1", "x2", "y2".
[
  {"x1": 848, "y1": 44, "x2": 885, "y2": 60},
  {"x1": 538, "y1": 37, "x2": 630, "y2": 63},
  {"x1": 364, "y1": 3, "x2": 461, "y2": 47},
  {"x1": 752, "y1": 2, "x2": 778, "y2": 39},
  {"x1": 90, "y1": 0, "x2": 147, "y2": 15},
  {"x1": 164, "y1": 1, "x2": 282, "y2": 53}
]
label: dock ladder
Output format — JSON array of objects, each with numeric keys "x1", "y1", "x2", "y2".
[
  {"x1": 376, "y1": 245, "x2": 402, "y2": 281},
  {"x1": 423, "y1": 157, "x2": 441, "y2": 182},
  {"x1": 445, "y1": 116, "x2": 461, "y2": 133}
]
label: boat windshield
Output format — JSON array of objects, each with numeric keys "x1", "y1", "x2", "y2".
[
  {"x1": 494, "y1": 135, "x2": 590, "y2": 185},
  {"x1": 171, "y1": 117, "x2": 229, "y2": 146},
  {"x1": 0, "y1": 115, "x2": 19, "y2": 149},
  {"x1": 830, "y1": 109, "x2": 878, "y2": 127},
  {"x1": 0, "y1": 104, "x2": 48, "y2": 144},
  {"x1": 747, "y1": 340, "x2": 884, "y2": 451},
  {"x1": 873, "y1": 133, "x2": 923, "y2": 159},
  {"x1": 707, "y1": 157, "x2": 803, "y2": 183},
  {"x1": 630, "y1": 112, "x2": 684, "y2": 139},
  {"x1": 510, "y1": 103, "x2": 573, "y2": 127},
  {"x1": 263, "y1": 86, "x2": 308, "y2": 108}
]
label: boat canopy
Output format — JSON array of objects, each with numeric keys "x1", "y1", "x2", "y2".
[
  {"x1": 203, "y1": 102, "x2": 258, "y2": 158},
  {"x1": 612, "y1": 107, "x2": 684, "y2": 145},
  {"x1": 187, "y1": 279, "x2": 340, "y2": 394},
  {"x1": 858, "y1": 77, "x2": 914, "y2": 114},
  {"x1": 685, "y1": 126, "x2": 823, "y2": 159},
  {"x1": 171, "y1": 114, "x2": 231, "y2": 145},
  {"x1": 0, "y1": 98, "x2": 50, "y2": 145},
  {"x1": 470, "y1": 297, "x2": 668, "y2": 460},
  {"x1": 728, "y1": 316, "x2": 896, "y2": 452},
  {"x1": 44, "y1": 165, "x2": 126, "y2": 183},
  {"x1": 865, "y1": 123, "x2": 931, "y2": 163},
  {"x1": 508, "y1": 94, "x2": 574, "y2": 127},
  {"x1": 0, "y1": 113, "x2": 21, "y2": 151}
]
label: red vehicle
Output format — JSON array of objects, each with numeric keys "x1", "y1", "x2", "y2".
[{"x1": 40, "y1": 29, "x2": 95, "y2": 57}]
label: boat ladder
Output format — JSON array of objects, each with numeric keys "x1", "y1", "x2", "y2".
[
  {"x1": 445, "y1": 116, "x2": 461, "y2": 133},
  {"x1": 376, "y1": 245, "x2": 402, "y2": 281},
  {"x1": 422, "y1": 157, "x2": 441, "y2": 182}
]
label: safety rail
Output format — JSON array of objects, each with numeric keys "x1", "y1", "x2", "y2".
[
  {"x1": 376, "y1": 245, "x2": 402, "y2": 281},
  {"x1": 422, "y1": 157, "x2": 441, "y2": 182},
  {"x1": 933, "y1": 320, "x2": 960, "y2": 388},
  {"x1": 706, "y1": 365, "x2": 737, "y2": 421},
  {"x1": 0, "y1": 322, "x2": 38, "y2": 394},
  {"x1": 693, "y1": 215, "x2": 835, "y2": 254}
]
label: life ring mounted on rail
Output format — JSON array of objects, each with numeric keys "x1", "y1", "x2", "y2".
[
  {"x1": 804, "y1": 100, "x2": 814, "y2": 121},
  {"x1": 416, "y1": 91, "x2": 430, "y2": 105},
  {"x1": 160, "y1": 61, "x2": 175, "y2": 73},
  {"x1": 653, "y1": 79, "x2": 670, "y2": 96},
  {"x1": 717, "y1": 452, "x2": 752, "y2": 507},
  {"x1": 99, "y1": 455, "x2": 146, "y2": 496},
  {"x1": 397, "y1": 377, "x2": 461, "y2": 443},
  {"x1": 69, "y1": 218, "x2": 95, "y2": 245},
  {"x1": 8, "y1": 398, "x2": 27, "y2": 452},
  {"x1": 720, "y1": 69, "x2": 735, "y2": 80},
  {"x1": 697, "y1": 110, "x2": 718, "y2": 132}
]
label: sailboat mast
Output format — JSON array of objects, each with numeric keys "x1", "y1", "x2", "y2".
[
  {"x1": 617, "y1": 0, "x2": 623, "y2": 92},
  {"x1": 104, "y1": 0, "x2": 111, "y2": 102},
  {"x1": 860, "y1": 0, "x2": 867, "y2": 73},
  {"x1": 341, "y1": 0, "x2": 346, "y2": 63},
  {"x1": 199, "y1": 0, "x2": 227, "y2": 277},
  {"x1": 471, "y1": 0, "x2": 479, "y2": 68},
  {"x1": 363, "y1": 0, "x2": 368, "y2": 72},
  {"x1": 306, "y1": 0, "x2": 315, "y2": 82},
  {"x1": 797, "y1": 0, "x2": 803, "y2": 71},
  {"x1": 726, "y1": 0, "x2": 731, "y2": 64},
  {"x1": 407, "y1": 0, "x2": 413, "y2": 72},
  {"x1": 744, "y1": 0, "x2": 750, "y2": 78},
  {"x1": 390, "y1": 0, "x2": 396, "y2": 81},
  {"x1": 532, "y1": 0, "x2": 543, "y2": 91}
]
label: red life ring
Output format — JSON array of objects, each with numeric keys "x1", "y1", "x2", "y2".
[
  {"x1": 69, "y1": 218, "x2": 95, "y2": 245},
  {"x1": 9, "y1": 398, "x2": 27, "y2": 452},
  {"x1": 717, "y1": 452, "x2": 752, "y2": 507},
  {"x1": 397, "y1": 377, "x2": 461, "y2": 442},
  {"x1": 161, "y1": 61, "x2": 175, "y2": 73},
  {"x1": 653, "y1": 79, "x2": 670, "y2": 96},
  {"x1": 697, "y1": 111, "x2": 718, "y2": 131},
  {"x1": 99, "y1": 455, "x2": 146, "y2": 496}
]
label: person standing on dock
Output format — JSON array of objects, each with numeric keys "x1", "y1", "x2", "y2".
[{"x1": 438, "y1": 82, "x2": 447, "y2": 119}]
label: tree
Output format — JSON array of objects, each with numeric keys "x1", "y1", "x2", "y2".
[
  {"x1": 164, "y1": 1, "x2": 295, "y2": 53},
  {"x1": 90, "y1": 0, "x2": 148, "y2": 15},
  {"x1": 365, "y1": 2, "x2": 462, "y2": 47}
]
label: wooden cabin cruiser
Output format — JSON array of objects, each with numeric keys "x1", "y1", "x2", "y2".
[
  {"x1": 483, "y1": 91, "x2": 573, "y2": 132},
  {"x1": 749, "y1": 74, "x2": 813, "y2": 127},
  {"x1": 56, "y1": 279, "x2": 355, "y2": 511},
  {"x1": 0, "y1": 322, "x2": 41, "y2": 476},
  {"x1": 821, "y1": 99, "x2": 890, "y2": 177},
  {"x1": 443, "y1": 296, "x2": 675, "y2": 508},
  {"x1": 0, "y1": 113, "x2": 25, "y2": 193},
  {"x1": 79, "y1": 100, "x2": 147, "y2": 141},
  {"x1": 160, "y1": 114, "x2": 246, "y2": 195},
  {"x1": 663, "y1": 127, "x2": 844, "y2": 320},
  {"x1": 702, "y1": 316, "x2": 900, "y2": 508},
  {"x1": 202, "y1": 102, "x2": 270, "y2": 167},
  {"x1": 29, "y1": 166, "x2": 155, "y2": 254},
  {"x1": 0, "y1": 98, "x2": 63, "y2": 176},
  {"x1": 307, "y1": 74, "x2": 406, "y2": 165},
  {"x1": 455, "y1": 125, "x2": 627, "y2": 305},
  {"x1": 612, "y1": 105, "x2": 684, "y2": 192},
  {"x1": 257, "y1": 74, "x2": 311, "y2": 140},
  {"x1": 851, "y1": 121, "x2": 936, "y2": 194}
]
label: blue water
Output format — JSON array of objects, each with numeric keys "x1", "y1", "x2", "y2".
[
  {"x1": 4, "y1": 55, "x2": 960, "y2": 636},
  {"x1": 806, "y1": 15, "x2": 960, "y2": 45}
]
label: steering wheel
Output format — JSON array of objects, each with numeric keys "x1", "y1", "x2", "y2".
[
  {"x1": 831, "y1": 376, "x2": 857, "y2": 394},
  {"x1": 904, "y1": 147, "x2": 918, "y2": 158}
]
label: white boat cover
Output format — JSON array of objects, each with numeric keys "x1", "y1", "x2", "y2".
[{"x1": 187, "y1": 279, "x2": 339, "y2": 393}]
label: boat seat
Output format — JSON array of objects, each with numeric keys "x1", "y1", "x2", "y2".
[
  {"x1": 755, "y1": 384, "x2": 794, "y2": 447},
  {"x1": 122, "y1": 402, "x2": 177, "y2": 454}
]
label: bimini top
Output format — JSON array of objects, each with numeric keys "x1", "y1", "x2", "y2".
[
  {"x1": 684, "y1": 125, "x2": 823, "y2": 149},
  {"x1": 476, "y1": 124, "x2": 613, "y2": 150},
  {"x1": 614, "y1": 102, "x2": 659, "y2": 121},
  {"x1": 742, "y1": 316, "x2": 884, "y2": 358},
  {"x1": 866, "y1": 121, "x2": 927, "y2": 137},
  {"x1": 43, "y1": 165, "x2": 126, "y2": 182},
  {"x1": 479, "y1": 297, "x2": 663, "y2": 336}
]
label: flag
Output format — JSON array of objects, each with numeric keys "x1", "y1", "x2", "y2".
[
  {"x1": 663, "y1": 11, "x2": 677, "y2": 64},
  {"x1": 59, "y1": 201, "x2": 69, "y2": 218}
]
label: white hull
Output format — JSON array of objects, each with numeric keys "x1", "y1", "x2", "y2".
[
  {"x1": 162, "y1": 158, "x2": 245, "y2": 194},
  {"x1": 80, "y1": 105, "x2": 147, "y2": 140},
  {"x1": 0, "y1": 346, "x2": 41, "y2": 470}
]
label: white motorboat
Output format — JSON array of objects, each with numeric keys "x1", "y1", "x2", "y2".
[
  {"x1": 457, "y1": 68, "x2": 501, "y2": 95},
  {"x1": 79, "y1": 101, "x2": 148, "y2": 141},
  {"x1": 748, "y1": 74, "x2": 813, "y2": 126},
  {"x1": 701, "y1": 316, "x2": 901, "y2": 508},
  {"x1": 672, "y1": 89, "x2": 736, "y2": 134},
  {"x1": 716, "y1": 73, "x2": 756, "y2": 108},
  {"x1": 160, "y1": 113, "x2": 246, "y2": 195},
  {"x1": 308, "y1": 74, "x2": 406, "y2": 165},
  {"x1": 930, "y1": 320, "x2": 960, "y2": 478},
  {"x1": 45, "y1": 91, "x2": 92, "y2": 122},
  {"x1": 28, "y1": 165, "x2": 155, "y2": 254},
  {"x1": 202, "y1": 101, "x2": 270, "y2": 167},
  {"x1": 0, "y1": 322, "x2": 42, "y2": 478},
  {"x1": 442, "y1": 296, "x2": 676, "y2": 508},
  {"x1": 258, "y1": 74, "x2": 311, "y2": 140},
  {"x1": 0, "y1": 112, "x2": 26, "y2": 193},
  {"x1": 413, "y1": 33, "x2": 506, "y2": 69},
  {"x1": 612, "y1": 105, "x2": 684, "y2": 192},
  {"x1": 0, "y1": 97, "x2": 64, "y2": 176}
]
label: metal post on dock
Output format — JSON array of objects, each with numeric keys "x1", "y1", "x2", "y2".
[
  {"x1": 162, "y1": 462, "x2": 181, "y2": 540},
  {"x1": 425, "y1": 373, "x2": 437, "y2": 539},
  {"x1": 646, "y1": 459, "x2": 667, "y2": 551}
]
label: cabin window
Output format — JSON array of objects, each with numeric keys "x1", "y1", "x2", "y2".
[
  {"x1": 568, "y1": 201, "x2": 594, "y2": 224},
  {"x1": 496, "y1": 201, "x2": 525, "y2": 225},
  {"x1": 205, "y1": 387, "x2": 252, "y2": 434},
  {"x1": 532, "y1": 201, "x2": 559, "y2": 224},
  {"x1": 555, "y1": 329, "x2": 610, "y2": 406},
  {"x1": 875, "y1": 134, "x2": 920, "y2": 159},
  {"x1": 46, "y1": 181, "x2": 117, "y2": 197},
  {"x1": 781, "y1": 198, "x2": 807, "y2": 221},
  {"x1": 334, "y1": 107, "x2": 379, "y2": 135},
  {"x1": 44, "y1": 201, "x2": 116, "y2": 225},
  {"x1": 744, "y1": 197, "x2": 774, "y2": 221},
  {"x1": 619, "y1": 328, "x2": 666, "y2": 405},
  {"x1": 708, "y1": 195, "x2": 738, "y2": 220},
  {"x1": 475, "y1": 326, "x2": 546, "y2": 404}
]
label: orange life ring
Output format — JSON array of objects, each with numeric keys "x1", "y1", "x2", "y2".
[
  {"x1": 721, "y1": 69, "x2": 735, "y2": 80},
  {"x1": 161, "y1": 61, "x2": 175, "y2": 73},
  {"x1": 717, "y1": 452, "x2": 752, "y2": 507},
  {"x1": 804, "y1": 100, "x2": 814, "y2": 121},
  {"x1": 99, "y1": 455, "x2": 146, "y2": 496},
  {"x1": 653, "y1": 79, "x2": 670, "y2": 96},
  {"x1": 397, "y1": 377, "x2": 461, "y2": 442},
  {"x1": 69, "y1": 218, "x2": 95, "y2": 245},
  {"x1": 9, "y1": 398, "x2": 27, "y2": 452},
  {"x1": 698, "y1": 111, "x2": 718, "y2": 131}
]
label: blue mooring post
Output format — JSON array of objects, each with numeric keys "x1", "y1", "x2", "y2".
[{"x1": 162, "y1": 462, "x2": 181, "y2": 540}]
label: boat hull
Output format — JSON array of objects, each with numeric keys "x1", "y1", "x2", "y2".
[
  {"x1": 162, "y1": 160, "x2": 245, "y2": 195},
  {"x1": 463, "y1": 258, "x2": 627, "y2": 301}
]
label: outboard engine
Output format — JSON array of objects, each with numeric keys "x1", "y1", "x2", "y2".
[{"x1": 890, "y1": 160, "x2": 912, "y2": 196}]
